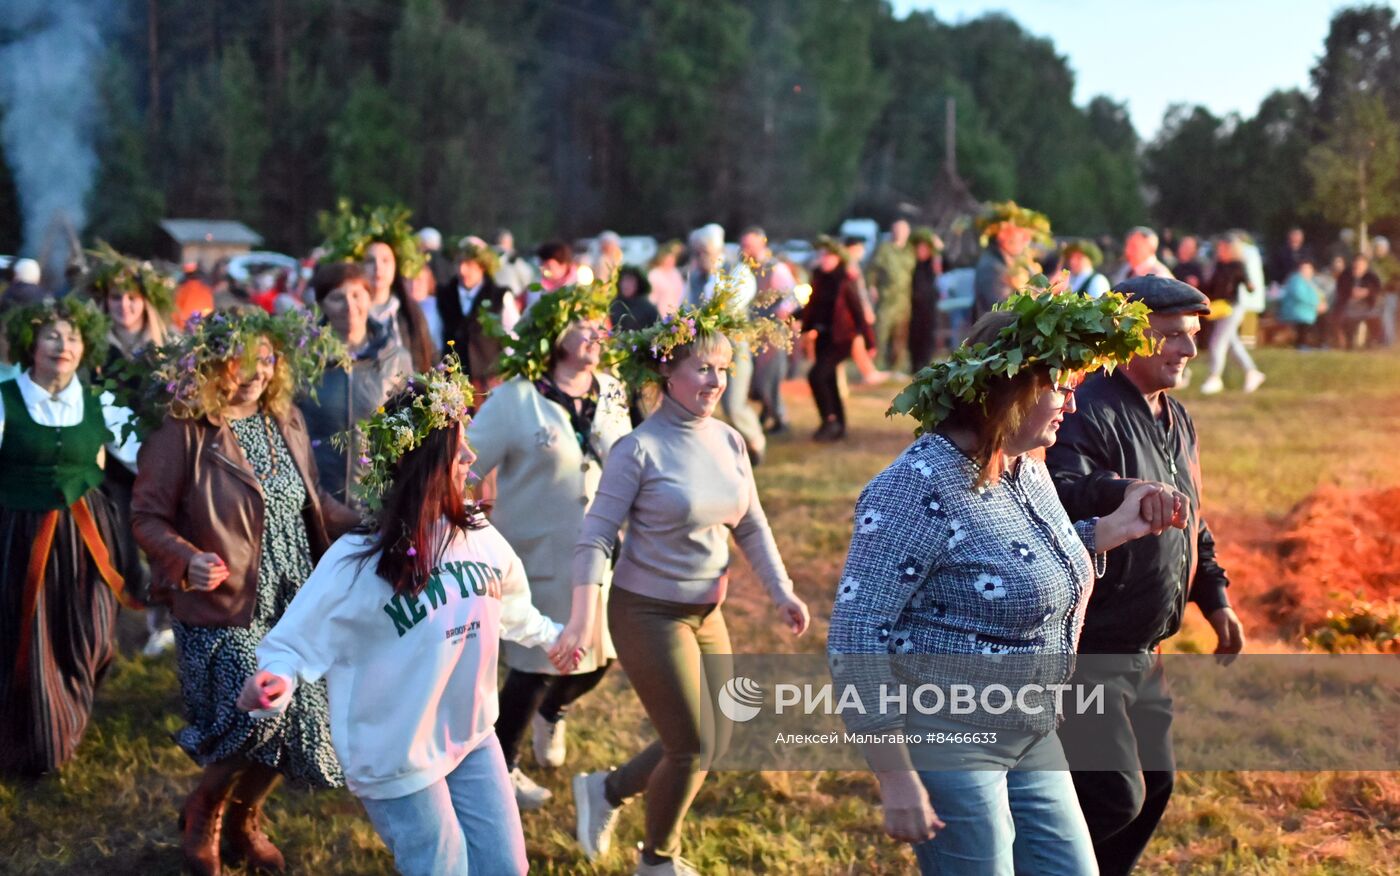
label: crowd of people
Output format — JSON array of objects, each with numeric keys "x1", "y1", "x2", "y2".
[{"x1": 0, "y1": 198, "x2": 1368, "y2": 875}]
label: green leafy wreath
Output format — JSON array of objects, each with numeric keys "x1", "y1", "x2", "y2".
[
  {"x1": 479, "y1": 279, "x2": 618, "y2": 383},
  {"x1": 78, "y1": 241, "x2": 177, "y2": 319},
  {"x1": 608, "y1": 266, "x2": 796, "y2": 389},
  {"x1": 106, "y1": 308, "x2": 348, "y2": 441},
  {"x1": 333, "y1": 352, "x2": 474, "y2": 511},
  {"x1": 888, "y1": 277, "x2": 1152, "y2": 435},
  {"x1": 317, "y1": 199, "x2": 427, "y2": 279}
]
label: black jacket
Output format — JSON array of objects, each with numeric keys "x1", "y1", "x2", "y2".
[
  {"x1": 1204, "y1": 261, "x2": 1251, "y2": 302},
  {"x1": 610, "y1": 294, "x2": 659, "y2": 332},
  {"x1": 801, "y1": 267, "x2": 873, "y2": 350},
  {"x1": 297, "y1": 321, "x2": 413, "y2": 506},
  {"x1": 1046, "y1": 369, "x2": 1231, "y2": 653},
  {"x1": 437, "y1": 276, "x2": 510, "y2": 380}
]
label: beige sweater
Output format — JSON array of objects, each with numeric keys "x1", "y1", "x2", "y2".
[
  {"x1": 573, "y1": 394, "x2": 794, "y2": 605},
  {"x1": 468, "y1": 374, "x2": 631, "y2": 673}
]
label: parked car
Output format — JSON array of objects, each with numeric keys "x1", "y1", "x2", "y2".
[
  {"x1": 228, "y1": 251, "x2": 300, "y2": 286},
  {"x1": 776, "y1": 239, "x2": 815, "y2": 267},
  {"x1": 619, "y1": 235, "x2": 658, "y2": 266}
]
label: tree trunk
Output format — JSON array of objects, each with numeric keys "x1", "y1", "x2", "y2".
[
  {"x1": 1358, "y1": 154, "x2": 1369, "y2": 256},
  {"x1": 147, "y1": 0, "x2": 160, "y2": 136}
]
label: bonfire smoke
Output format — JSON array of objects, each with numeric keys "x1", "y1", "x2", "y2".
[{"x1": 0, "y1": 0, "x2": 107, "y2": 282}]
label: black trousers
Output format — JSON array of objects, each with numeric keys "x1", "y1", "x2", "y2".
[
  {"x1": 1058, "y1": 654, "x2": 1175, "y2": 876},
  {"x1": 909, "y1": 293, "x2": 942, "y2": 370},
  {"x1": 807, "y1": 337, "x2": 850, "y2": 426},
  {"x1": 495, "y1": 663, "x2": 611, "y2": 768}
]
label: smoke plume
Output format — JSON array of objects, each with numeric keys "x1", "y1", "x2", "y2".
[{"x1": 0, "y1": 0, "x2": 106, "y2": 283}]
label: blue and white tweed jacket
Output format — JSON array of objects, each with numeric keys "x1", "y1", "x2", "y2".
[{"x1": 827, "y1": 432, "x2": 1102, "y2": 732}]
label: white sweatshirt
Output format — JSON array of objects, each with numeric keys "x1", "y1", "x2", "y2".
[{"x1": 253, "y1": 523, "x2": 561, "y2": 800}]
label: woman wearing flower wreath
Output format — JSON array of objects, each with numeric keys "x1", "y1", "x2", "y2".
[
  {"x1": 562, "y1": 280, "x2": 811, "y2": 876},
  {"x1": 83, "y1": 242, "x2": 178, "y2": 656},
  {"x1": 130, "y1": 309, "x2": 359, "y2": 876},
  {"x1": 235, "y1": 355, "x2": 577, "y2": 876},
  {"x1": 0, "y1": 297, "x2": 142, "y2": 775},
  {"x1": 827, "y1": 282, "x2": 1186, "y2": 875},
  {"x1": 319, "y1": 200, "x2": 438, "y2": 374},
  {"x1": 467, "y1": 280, "x2": 632, "y2": 810}
]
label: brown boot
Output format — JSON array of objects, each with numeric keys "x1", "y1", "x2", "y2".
[
  {"x1": 179, "y1": 760, "x2": 244, "y2": 876},
  {"x1": 224, "y1": 762, "x2": 286, "y2": 873}
]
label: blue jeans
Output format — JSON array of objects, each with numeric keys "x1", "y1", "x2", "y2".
[
  {"x1": 912, "y1": 720, "x2": 1097, "y2": 875},
  {"x1": 359, "y1": 734, "x2": 527, "y2": 876}
]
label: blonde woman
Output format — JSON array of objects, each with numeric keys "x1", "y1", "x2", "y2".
[{"x1": 132, "y1": 311, "x2": 357, "y2": 876}]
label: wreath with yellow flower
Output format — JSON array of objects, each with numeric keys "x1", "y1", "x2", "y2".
[
  {"x1": 888, "y1": 275, "x2": 1152, "y2": 435},
  {"x1": 106, "y1": 308, "x2": 348, "y2": 441},
  {"x1": 335, "y1": 352, "x2": 475, "y2": 511},
  {"x1": 975, "y1": 200, "x2": 1053, "y2": 246},
  {"x1": 609, "y1": 266, "x2": 797, "y2": 389}
]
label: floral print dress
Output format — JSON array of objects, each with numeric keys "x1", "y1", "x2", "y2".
[{"x1": 170, "y1": 413, "x2": 342, "y2": 787}]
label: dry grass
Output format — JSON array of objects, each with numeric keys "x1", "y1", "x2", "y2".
[{"x1": 2, "y1": 347, "x2": 1397, "y2": 874}]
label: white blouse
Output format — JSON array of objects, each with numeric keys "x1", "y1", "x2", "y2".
[{"x1": 0, "y1": 371, "x2": 140, "y2": 469}]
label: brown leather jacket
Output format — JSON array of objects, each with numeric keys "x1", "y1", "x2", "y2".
[{"x1": 131, "y1": 406, "x2": 360, "y2": 627}]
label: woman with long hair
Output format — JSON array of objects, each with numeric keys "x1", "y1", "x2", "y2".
[
  {"x1": 365, "y1": 240, "x2": 438, "y2": 373},
  {"x1": 318, "y1": 201, "x2": 438, "y2": 373},
  {"x1": 560, "y1": 283, "x2": 809, "y2": 876},
  {"x1": 84, "y1": 244, "x2": 177, "y2": 656},
  {"x1": 468, "y1": 282, "x2": 632, "y2": 810},
  {"x1": 828, "y1": 285, "x2": 1181, "y2": 875},
  {"x1": 131, "y1": 310, "x2": 358, "y2": 876},
  {"x1": 0, "y1": 298, "x2": 138, "y2": 775},
  {"x1": 237, "y1": 356, "x2": 575, "y2": 876}
]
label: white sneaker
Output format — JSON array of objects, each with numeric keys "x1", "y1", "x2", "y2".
[
  {"x1": 532, "y1": 712, "x2": 566, "y2": 768},
  {"x1": 573, "y1": 770, "x2": 622, "y2": 860},
  {"x1": 1243, "y1": 369, "x2": 1266, "y2": 393},
  {"x1": 142, "y1": 628, "x2": 175, "y2": 658},
  {"x1": 509, "y1": 767, "x2": 552, "y2": 811},
  {"x1": 635, "y1": 855, "x2": 702, "y2": 876},
  {"x1": 1199, "y1": 375, "x2": 1224, "y2": 395}
]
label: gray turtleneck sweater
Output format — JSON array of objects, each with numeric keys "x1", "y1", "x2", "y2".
[{"x1": 573, "y1": 394, "x2": 794, "y2": 605}]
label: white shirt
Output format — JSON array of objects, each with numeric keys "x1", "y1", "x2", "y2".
[
  {"x1": 1068, "y1": 270, "x2": 1111, "y2": 299},
  {"x1": 0, "y1": 371, "x2": 140, "y2": 469},
  {"x1": 253, "y1": 525, "x2": 560, "y2": 799},
  {"x1": 456, "y1": 282, "x2": 521, "y2": 336}
]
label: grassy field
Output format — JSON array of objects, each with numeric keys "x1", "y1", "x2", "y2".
[{"x1": 2, "y1": 347, "x2": 1397, "y2": 874}]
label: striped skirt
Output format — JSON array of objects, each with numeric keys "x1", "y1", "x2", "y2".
[{"x1": 0, "y1": 491, "x2": 122, "y2": 775}]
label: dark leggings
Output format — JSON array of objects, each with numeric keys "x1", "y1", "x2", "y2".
[
  {"x1": 602, "y1": 586, "x2": 733, "y2": 860},
  {"x1": 495, "y1": 663, "x2": 611, "y2": 769},
  {"x1": 807, "y1": 337, "x2": 850, "y2": 426}
]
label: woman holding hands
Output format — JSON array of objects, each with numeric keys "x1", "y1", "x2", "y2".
[
  {"x1": 829, "y1": 283, "x2": 1184, "y2": 875},
  {"x1": 237, "y1": 355, "x2": 577, "y2": 876},
  {"x1": 561, "y1": 279, "x2": 808, "y2": 876},
  {"x1": 469, "y1": 281, "x2": 633, "y2": 809}
]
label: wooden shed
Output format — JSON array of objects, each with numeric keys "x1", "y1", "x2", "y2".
[{"x1": 159, "y1": 219, "x2": 264, "y2": 269}]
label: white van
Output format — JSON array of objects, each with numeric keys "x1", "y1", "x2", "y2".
[{"x1": 838, "y1": 218, "x2": 880, "y2": 264}]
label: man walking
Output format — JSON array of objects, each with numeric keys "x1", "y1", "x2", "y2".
[
  {"x1": 1047, "y1": 275, "x2": 1246, "y2": 876},
  {"x1": 867, "y1": 219, "x2": 916, "y2": 371}
]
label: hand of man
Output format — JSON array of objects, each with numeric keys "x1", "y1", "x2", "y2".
[{"x1": 1208, "y1": 606, "x2": 1245, "y2": 664}]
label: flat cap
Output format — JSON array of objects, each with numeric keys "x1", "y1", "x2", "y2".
[{"x1": 1112, "y1": 275, "x2": 1210, "y2": 315}]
